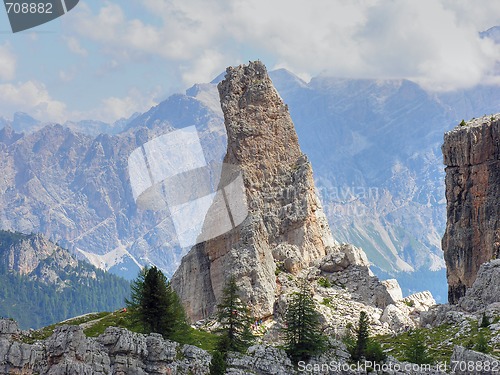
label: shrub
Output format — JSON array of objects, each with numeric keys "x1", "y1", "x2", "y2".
[
  {"x1": 403, "y1": 330, "x2": 433, "y2": 364},
  {"x1": 475, "y1": 332, "x2": 489, "y2": 353},
  {"x1": 318, "y1": 277, "x2": 332, "y2": 288},
  {"x1": 480, "y1": 314, "x2": 490, "y2": 328},
  {"x1": 365, "y1": 341, "x2": 387, "y2": 363},
  {"x1": 209, "y1": 351, "x2": 227, "y2": 375}
]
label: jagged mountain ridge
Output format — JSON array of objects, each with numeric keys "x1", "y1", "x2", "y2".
[
  {"x1": 1, "y1": 69, "x2": 499, "y2": 302},
  {"x1": 269, "y1": 70, "x2": 500, "y2": 301},
  {"x1": 0, "y1": 93, "x2": 228, "y2": 279},
  {"x1": 0, "y1": 111, "x2": 138, "y2": 136},
  {"x1": 0, "y1": 231, "x2": 130, "y2": 329}
]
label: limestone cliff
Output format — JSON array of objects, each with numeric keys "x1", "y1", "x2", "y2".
[
  {"x1": 172, "y1": 61, "x2": 337, "y2": 321},
  {"x1": 0, "y1": 232, "x2": 79, "y2": 283},
  {"x1": 442, "y1": 114, "x2": 500, "y2": 304},
  {"x1": 0, "y1": 319, "x2": 212, "y2": 375}
]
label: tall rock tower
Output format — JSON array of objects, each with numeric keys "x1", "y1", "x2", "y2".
[
  {"x1": 172, "y1": 61, "x2": 337, "y2": 321},
  {"x1": 442, "y1": 115, "x2": 500, "y2": 304}
]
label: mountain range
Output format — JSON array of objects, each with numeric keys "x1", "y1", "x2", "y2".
[
  {"x1": 0, "y1": 69, "x2": 499, "y2": 301},
  {"x1": 0, "y1": 230, "x2": 130, "y2": 329}
]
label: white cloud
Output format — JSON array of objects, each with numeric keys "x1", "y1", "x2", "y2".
[
  {"x1": 355, "y1": 0, "x2": 500, "y2": 90},
  {"x1": 0, "y1": 81, "x2": 161, "y2": 124},
  {"x1": 69, "y1": 0, "x2": 500, "y2": 91},
  {"x1": 0, "y1": 79, "x2": 160, "y2": 123},
  {"x1": 0, "y1": 43, "x2": 16, "y2": 81},
  {"x1": 180, "y1": 50, "x2": 225, "y2": 85},
  {"x1": 63, "y1": 36, "x2": 88, "y2": 56},
  {"x1": 0, "y1": 81, "x2": 66, "y2": 122},
  {"x1": 81, "y1": 87, "x2": 161, "y2": 123}
]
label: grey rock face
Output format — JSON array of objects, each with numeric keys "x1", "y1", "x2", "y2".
[
  {"x1": 459, "y1": 259, "x2": 500, "y2": 312},
  {"x1": 0, "y1": 319, "x2": 19, "y2": 337},
  {"x1": 317, "y1": 244, "x2": 370, "y2": 273},
  {"x1": 381, "y1": 304, "x2": 414, "y2": 332},
  {"x1": 381, "y1": 279, "x2": 403, "y2": 301},
  {"x1": 403, "y1": 291, "x2": 436, "y2": 310},
  {"x1": 226, "y1": 345, "x2": 295, "y2": 375},
  {"x1": 442, "y1": 115, "x2": 500, "y2": 304},
  {"x1": 325, "y1": 263, "x2": 396, "y2": 309},
  {"x1": 172, "y1": 61, "x2": 337, "y2": 321},
  {"x1": 0, "y1": 94, "x2": 227, "y2": 279},
  {"x1": 45, "y1": 325, "x2": 110, "y2": 375},
  {"x1": 451, "y1": 346, "x2": 499, "y2": 375},
  {"x1": 0, "y1": 319, "x2": 211, "y2": 375}
]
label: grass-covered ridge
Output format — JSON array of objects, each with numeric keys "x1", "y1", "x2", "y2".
[
  {"x1": 17, "y1": 308, "x2": 500, "y2": 364},
  {"x1": 21, "y1": 310, "x2": 219, "y2": 352},
  {"x1": 376, "y1": 317, "x2": 500, "y2": 363}
]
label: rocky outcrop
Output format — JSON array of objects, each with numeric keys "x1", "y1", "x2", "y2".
[
  {"x1": 0, "y1": 319, "x2": 211, "y2": 375},
  {"x1": 172, "y1": 61, "x2": 337, "y2": 321},
  {"x1": 226, "y1": 345, "x2": 294, "y2": 375},
  {"x1": 421, "y1": 261, "x2": 500, "y2": 328},
  {"x1": 0, "y1": 232, "x2": 80, "y2": 284},
  {"x1": 451, "y1": 346, "x2": 499, "y2": 375},
  {"x1": 442, "y1": 114, "x2": 500, "y2": 304},
  {"x1": 381, "y1": 279, "x2": 403, "y2": 301},
  {"x1": 458, "y1": 259, "x2": 500, "y2": 312}
]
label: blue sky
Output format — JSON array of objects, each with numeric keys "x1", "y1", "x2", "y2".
[{"x1": 0, "y1": 0, "x2": 499, "y2": 124}]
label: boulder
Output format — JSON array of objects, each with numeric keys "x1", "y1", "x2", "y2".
[{"x1": 459, "y1": 260, "x2": 500, "y2": 312}]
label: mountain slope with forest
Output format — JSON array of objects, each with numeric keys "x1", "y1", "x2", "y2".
[{"x1": 0, "y1": 230, "x2": 130, "y2": 329}]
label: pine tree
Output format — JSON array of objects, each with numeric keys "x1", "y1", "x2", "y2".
[
  {"x1": 365, "y1": 340, "x2": 387, "y2": 363},
  {"x1": 215, "y1": 275, "x2": 254, "y2": 353},
  {"x1": 126, "y1": 266, "x2": 188, "y2": 340},
  {"x1": 351, "y1": 311, "x2": 370, "y2": 361},
  {"x1": 283, "y1": 280, "x2": 326, "y2": 362},
  {"x1": 403, "y1": 330, "x2": 433, "y2": 364},
  {"x1": 480, "y1": 313, "x2": 490, "y2": 328},
  {"x1": 209, "y1": 350, "x2": 227, "y2": 375},
  {"x1": 475, "y1": 331, "x2": 489, "y2": 353}
]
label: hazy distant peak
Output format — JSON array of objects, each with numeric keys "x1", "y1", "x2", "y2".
[
  {"x1": 210, "y1": 71, "x2": 226, "y2": 85},
  {"x1": 309, "y1": 75, "x2": 406, "y2": 89},
  {"x1": 185, "y1": 83, "x2": 222, "y2": 115},
  {"x1": 480, "y1": 26, "x2": 500, "y2": 44},
  {"x1": 13, "y1": 111, "x2": 38, "y2": 123},
  {"x1": 270, "y1": 68, "x2": 307, "y2": 84},
  {"x1": 0, "y1": 123, "x2": 23, "y2": 146},
  {"x1": 269, "y1": 68, "x2": 309, "y2": 92}
]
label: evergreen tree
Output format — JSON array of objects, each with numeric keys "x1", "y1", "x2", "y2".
[
  {"x1": 351, "y1": 311, "x2": 370, "y2": 361},
  {"x1": 403, "y1": 330, "x2": 433, "y2": 364},
  {"x1": 126, "y1": 266, "x2": 188, "y2": 340},
  {"x1": 215, "y1": 276, "x2": 254, "y2": 353},
  {"x1": 475, "y1": 331, "x2": 489, "y2": 353},
  {"x1": 209, "y1": 350, "x2": 227, "y2": 375},
  {"x1": 365, "y1": 340, "x2": 387, "y2": 363},
  {"x1": 480, "y1": 313, "x2": 490, "y2": 328},
  {"x1": 283, "y1": 280, "x2": 326, "y2": 362}
]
